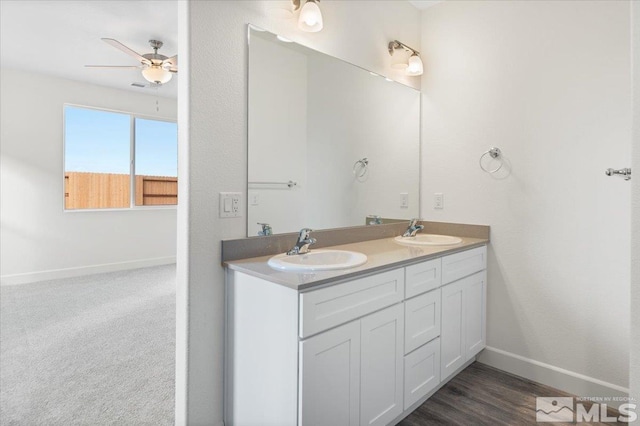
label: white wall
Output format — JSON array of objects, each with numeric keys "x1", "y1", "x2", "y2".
[
  {"x1": 0, "y1": 69, "x2": 177, "y2": 284},
  {"x1": 631, "y1": 0, "x2": 640, "y2": 416},
  {"x1": 421, "y1": 0, "x2": 631, "y2": 397},
  {"x1": 178, "y1": 1, "x2": 421, "y2": 424}
]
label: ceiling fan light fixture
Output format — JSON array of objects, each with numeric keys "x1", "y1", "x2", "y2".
[{"x1": 142, "y1": 65, "x2": 172, "y2": 84}]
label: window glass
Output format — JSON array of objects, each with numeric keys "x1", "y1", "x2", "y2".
[
  {"x1": 64, "y1": 106, "x2": 130, "y2": 209},
  {"x1": 134, "y1": 118, "x2": 178, "y2": 206},
  {"x1": 63, "y1": 106, "x2": 178, "y2": 210}
]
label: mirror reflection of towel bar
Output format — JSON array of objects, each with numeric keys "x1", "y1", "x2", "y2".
[{"x1": 248, "y1": 180, "x2": 297, "y2": 188}]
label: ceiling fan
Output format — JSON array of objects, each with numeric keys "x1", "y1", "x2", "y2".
[{"x1": 85, "y1": 38, "x2": 178, "y2": 85}]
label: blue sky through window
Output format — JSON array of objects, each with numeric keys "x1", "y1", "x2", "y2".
[
  {"x1": 135, "y1": 118, "x2": 178, "y2": 177},
  {"x1": 65, "y1": 106, "x2": 130, "y2": 174},
  {"x1": 64, "y1": 106, "x2": 177, "y2": 177}
]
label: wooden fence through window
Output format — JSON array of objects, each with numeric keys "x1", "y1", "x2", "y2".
[{"x1": 64, "y1": 172, "x2": 178, "y2": 209}]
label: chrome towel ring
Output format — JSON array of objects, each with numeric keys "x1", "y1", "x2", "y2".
[
  {"x1": 353, "y1": 157, "x2": 369, "y2": 179},
  {"x1": 479, "y1": 147, "x2": 503, "y2": 174}
]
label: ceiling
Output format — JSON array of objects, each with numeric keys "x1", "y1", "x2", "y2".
[{"x1": 0, "y1": 0, "x2": 178, "y2": 99}]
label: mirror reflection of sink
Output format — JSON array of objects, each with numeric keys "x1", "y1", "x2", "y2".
[
  {"x1": 268, "y1": 250, "x2": 368, "y2": 272},
  {"x1": 394, "y1": 234, "x2": 463, "y2": 246}
]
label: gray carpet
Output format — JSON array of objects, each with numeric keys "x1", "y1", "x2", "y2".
[{"x1": 1, "y1": 265, "x2": 176, "y2": 425}]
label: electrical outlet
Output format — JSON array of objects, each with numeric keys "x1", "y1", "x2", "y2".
[
  {"x1": 220, "y1": 192, "x2": 242, "y2": 218},
  {"x1": 400, "y1": 193, "x2": 409, "y2": 208},
  {"x1": 434, "y1": 193, "x2": 444, "y2": 210},
  {"x1": 250, "y1": 193, "x2": 260, "y2": 206}
]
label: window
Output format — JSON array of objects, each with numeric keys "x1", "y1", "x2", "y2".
[{"x1": 64, "y1": 105, "x2": 178, "y2": 210}]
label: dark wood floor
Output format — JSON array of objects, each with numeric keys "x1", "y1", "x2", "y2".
[{"x1": 399, "y1": 362, "x2": 624, "y2": 425}]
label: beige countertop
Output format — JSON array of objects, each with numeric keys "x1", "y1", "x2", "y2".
[{"x1": 225, "y1": 236, "x2": 488, "y2": 291}]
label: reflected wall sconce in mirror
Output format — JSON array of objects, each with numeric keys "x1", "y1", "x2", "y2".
[
  {"x1": 293, "y1": 0, "x2": 323, "y2": 32},
  {"x1": 388, "y1": 40, "x2": 424, "y2": 76}
]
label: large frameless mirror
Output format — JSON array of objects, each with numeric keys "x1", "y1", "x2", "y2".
[{"x1": 247, "y1": 25, "x2": 420, "y2": 236}]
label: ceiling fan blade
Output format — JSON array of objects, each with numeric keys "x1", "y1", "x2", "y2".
[
  {"x1": 85, "y1": 65, "x2": 141, "y2": 69},
  {"x1": 131, "y1": 82, "x2": 161, "y2": 89},
  {"x1": 102, "y1": 38, "x2": 151, "y2": 64},
  {"x1": 164, "y1": 55, "x2": 178, "y2": 66},
  {"x1": 167, "y1": 68, "x2": 178, "y2": 73}
]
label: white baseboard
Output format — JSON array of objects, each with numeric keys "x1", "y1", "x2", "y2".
[
  {"x1": 0, "y1": 256, "x2": 176, "y2": 286},
  {"x1": 478, "y1": 346, "x2": 630, "y2": 410}
]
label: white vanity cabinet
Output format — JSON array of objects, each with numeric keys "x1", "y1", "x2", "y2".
[
  {"x1": 226, "y1": 244, "x2": 487, "y2": 426},
  {"x1": 440, "y1": 247, "x2": 487, "y2": 381}
]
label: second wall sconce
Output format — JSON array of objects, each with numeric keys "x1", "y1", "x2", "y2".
[
  {"x1": 388, "y1": 40, "x2": 424, "y2": 76},
  {"x1": 293, "y1": 0, "x2": 323, "y2": 32}
]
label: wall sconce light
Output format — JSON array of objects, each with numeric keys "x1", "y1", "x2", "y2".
[
  {"x1": 293, "y1": 0, "x2": 323, "y2": 32},
  {"x1": 388, "y1": 40, "x2": 424, "y2": 76}
]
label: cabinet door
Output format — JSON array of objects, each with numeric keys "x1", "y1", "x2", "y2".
[
  {"x1": 405, "y1": 289, "x2": 441, "y2": 354},
  {"x1": 465, "y1": 271, "x2": 486, "y2": 360},
  {"x1": 299, "y1": 321, "x2": 360, "y2": 426},
  {"x1": 440, "y1": 279, "x2": 466, "y2": 380},
  {"x1": 404, "y1": 338, "x2": 440, "y2": 410},
  {"x1": 360, "y1": 304, "x2": 404, "y2": 426}
]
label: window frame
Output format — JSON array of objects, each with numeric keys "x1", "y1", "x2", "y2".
[{"x1": 62, "y1": 103, "x2": 178, "y2": 212}]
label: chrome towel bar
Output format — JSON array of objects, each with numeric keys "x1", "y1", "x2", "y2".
[
  {"x1": 605, "y1": 168, "x2": 631, "y2": 181},
  {"x1": 248, "y1": 180, "x2": 298, "y2": 188}
]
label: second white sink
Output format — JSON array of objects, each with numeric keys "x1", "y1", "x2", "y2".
[
  {"x1": 394, "y1": 234, "x2": 462, "y2": 246},
  {"x1": 268, "y1": 249, "x2": 368, "y2": 272}
]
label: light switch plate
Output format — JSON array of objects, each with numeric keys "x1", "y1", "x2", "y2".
[
  {"x1": 220, "y1": 192, "x2": 242, "y2": 218},
  {"x1": 400, "y1": 193, "x2": 409, "y2": 208},
  {"x1": 434, "y1": 193, "x2": 444, "y2": 209}
]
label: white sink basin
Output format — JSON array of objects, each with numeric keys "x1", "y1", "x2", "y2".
[
  {"x1": 394, "y1": 234, "x2": 462, "y2": 246},
  {"x1": 268, "y1": 249, "x2": 368, "y2": 272}
]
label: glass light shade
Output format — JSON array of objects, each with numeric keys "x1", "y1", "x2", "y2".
[
  {"x1": 298, "y1": 1, "x2": 323, "y2": 32},
  {"x1": 406, "y1": 54, "x2": 424, "y2": 76},
  {"x1": 142, "y1": 65, "x2": 172, "y2": 84},
  {"x1": 390, "y1": 50, "x2": 409, "y2": 70}
]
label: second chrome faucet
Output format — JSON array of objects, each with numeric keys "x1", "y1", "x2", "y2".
[
  {"x1": 402, "y1": 218, "x2": 424, "y2": 237},
  {"x1": 287, "y1": 228, "x2": 317, "y2": 255}
]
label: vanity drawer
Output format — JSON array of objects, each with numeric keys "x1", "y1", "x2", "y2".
[
  {"x1": 299, "y1": 269, "x2": 404, "y2": 338},
  {"x1": 405, "y1": 288, "x2": 441, "y2": 354},
  {"x1": 404, "y1": 337, "x2": 440, "y2": 410},
  {"x1": 405, "y1": 258, "x2": 441, "y2": 299},
  {"x1": 442, "y1": 246, "x2": 487, "y2": 285}
]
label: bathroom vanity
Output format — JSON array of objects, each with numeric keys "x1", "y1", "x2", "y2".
[{"x1": 224, "y1": 234, "x2": 488, "y2": 426}]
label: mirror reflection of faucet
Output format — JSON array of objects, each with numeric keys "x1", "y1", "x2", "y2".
[
  {"x1": 258, "y1": 223, "x2": 272, "y2": 236},
  {"x1": 287, "y1": 228, "x2": 316, "y2": 255},
  {"x1": 368, "y1": 215, "x2": 382, "y2": 225},
  {"x1": 402, "y1": 218, "x2": 424, "y2": 237}
]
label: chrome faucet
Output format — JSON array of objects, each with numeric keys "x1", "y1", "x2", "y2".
[
  {"x1": 402, "y1": 218, "x2": 424, "y2": 237},
  {"x1": 257, "y1": 223, "x2": 272, "y2": 236},
  {"x1": 287, "y1": 228, "x2": 317, "y2": 255}
]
